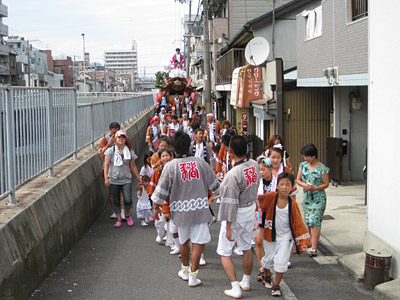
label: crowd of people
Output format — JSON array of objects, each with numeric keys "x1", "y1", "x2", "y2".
[{"x1": 98, "y1": 103, "x2": 330, "y2": 298}]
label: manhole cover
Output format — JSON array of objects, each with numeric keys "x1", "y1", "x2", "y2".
[{"x1": 323, "y1": 215, "x2": 335, "y2": 220}]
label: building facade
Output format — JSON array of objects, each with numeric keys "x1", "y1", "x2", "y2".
[
  {"x1": 0, "y1": 0, "x2": 8, "y2": 85},
  {"x1": 104, "y1": 41, "x2": 138, "y2": 91}
]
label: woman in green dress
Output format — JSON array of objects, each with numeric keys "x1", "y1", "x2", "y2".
[{"x1": 296, "y1": 144, "x2": 329, "y2": 256}]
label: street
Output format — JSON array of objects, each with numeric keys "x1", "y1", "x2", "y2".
[{"x1": 28, "y1": 203, "x2": 375, "y2": 300}]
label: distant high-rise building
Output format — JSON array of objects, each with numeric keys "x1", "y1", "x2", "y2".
[
  {"x1": 0, "y1": 0, "x2": 9, "y2": 85},
  {"x1": 104, "y1": 41, "x2": 138, "y2": 91}
]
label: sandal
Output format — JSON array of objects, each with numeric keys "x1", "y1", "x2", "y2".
[
  {"x1": 271, "y1": 285, "x2": 281, "y2": 297},
  {"x1": 257, "y1": 271, "x2": 264, "y2": 282},
  {"x1": 263, "y1": 274, "x2": 272, "y2": 289}
]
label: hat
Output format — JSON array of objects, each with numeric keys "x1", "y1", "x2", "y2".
[
  {"x1": 207, "y1": 113, "x2": 214, "y2": 118},
  {"x1": 150, "y1": 116, "x2": 159, "y2": 125},
  {"x1": 160, "y1": 107, "x2": 166, "y2": 111},
  {"x1": 166, "y1": 115, "x2": 171, "y2": 121},
  {"x1": 115, "y1": 130, "x2": 127, "y2": 138}
]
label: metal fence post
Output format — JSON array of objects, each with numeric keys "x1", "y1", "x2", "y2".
[
  {"x1": 47, "y1": 87, "x2": 54, "y2": 177},
  {"x1": 73, "y1": 89, "x2": 78, "y2": 160},
  {"x1": 90, "y1": 103, "x2": 94, "y2": 149},
  {"x1": 5, "y1": 87, "x2": 16, "y2": 205}
]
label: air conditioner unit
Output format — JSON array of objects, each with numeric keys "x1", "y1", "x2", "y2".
[{"x1": 217, "y1": 38, "x2": 222, "y2": 44}]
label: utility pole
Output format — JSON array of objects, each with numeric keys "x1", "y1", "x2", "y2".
[
  {"x1": 202, "y1": 0, "x2": 212, "y2": 112},
  {"x1": 27, "y1": 40, "x2": 30, "y2": 87},
  {"x1": 186, "y1": 0, "x2": 192, "y2": 76},
  {"x1": 81, "y1": 33, "x2": 86, "y2": 93}
]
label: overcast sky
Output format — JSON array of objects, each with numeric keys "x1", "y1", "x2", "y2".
[{"x1": 6, "y1": 0, "x2": 198, "y2": 78}]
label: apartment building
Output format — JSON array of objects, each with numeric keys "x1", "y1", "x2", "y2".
[
  {"x1": 0, "y1": 0, "x2": 8, "y2": 85},
  {"x1": 104, "y1": 41, "x2": 138, "y2": 91}
]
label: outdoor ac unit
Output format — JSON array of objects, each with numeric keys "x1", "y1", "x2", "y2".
[{"x1": 217, "y1": 38, "x2": 222, "y2": 44}]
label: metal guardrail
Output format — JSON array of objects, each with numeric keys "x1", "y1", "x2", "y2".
[{"x1": 0, "y1": 87, "x2": 154, "y2": 205}]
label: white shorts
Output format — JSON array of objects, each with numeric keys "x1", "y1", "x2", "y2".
[
  {"x1": 261, "y1": 239, "x2": 293, "y2": 273},
  {"x1": 178, "y1": 223, "x2": 211, "y2": 245},
  {"x1": 217, "y1": 219, "x2": 254, "y2": 257},
  {"x1": 169, "y1": 219, "x2": 178, "y2": 234}
]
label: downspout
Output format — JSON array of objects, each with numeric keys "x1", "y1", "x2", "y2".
[{"x1": 272, "y1": 0, "x2": 276, "y2": 59}]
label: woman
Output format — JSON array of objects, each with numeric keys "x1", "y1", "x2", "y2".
[
  {"x1": 104, "y1": 130, "x2": 140, "y2": 228},
  {"x1": 296, "y1": 144, "x2": 329, "y2": 256},
  {"x1": 263, "y1": 135, "x2": 293, "y2": 172}
]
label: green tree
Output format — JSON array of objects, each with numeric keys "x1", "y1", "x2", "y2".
[{"x1": 155, "y1": 71, "x2": 169, "y2": 88}]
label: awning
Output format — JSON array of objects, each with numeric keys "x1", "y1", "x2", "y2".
[{"x1": 250, "y1": 98, "x2": 276, "y2": 120}]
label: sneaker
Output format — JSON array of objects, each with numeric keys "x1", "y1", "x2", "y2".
[
  {"x1": 170, "y1": 247, "x2": 180, "y2": 255},
  {"x1": 163, "y1": 235, "x2": 167, "y2": 241},
  {"x1": 156, "y1": 235, "x2": 162, "y2": 243},
  {"x1": 121, "y1": 209, "x2": 126, "y2": 220},
  {"x1": 188, "y1": 270, "x2": 201, "y2": 287},
  {"x1": 224, "y1": 288, "x2": 242, "y2": 299},
  {"x1": 263, "y1": 275, "x2": 272, "y2": 289},
  {"x1": 148, "y1": 216, "x2": 155, "y2": 222},
  {"x1": 114, "y1": 221, "x2": 122, "y2": 228},
  {"x1": 233, "y1": 247, "x2": 243, "y2": 256},
  {"x1": 287, "y1": 260, "x2": 292, "y2": 268},
  {"x1": 307, "y1": 248, "x2": 318, "y2": 257},
  {"x1": 271, "y1": 285, "x2": 281, "y2": 297},
  {"x1": 199, "y1": 255, "x2": 207, "y2": 266},
  {"x1": 178, "y1": 265, "x2": 189, "y2": 281},
  {"x1": 141, "y1": 220, "x2": 148, "y2": 227},
  {"x1": 165, "y1": 241, "x2": 174, "y2": 247},
  {"x1": 126, "y1": 216, "x2": 134, "y2": 227},
  {"x1": 110, "y1": 212, "x2": 117, "y2": 219},
  {"x1": 239, "y1": 280, "x2": 250, "y2": 291}
]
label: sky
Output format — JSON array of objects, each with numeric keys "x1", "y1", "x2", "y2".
[{"x1": 6, "y1": 0, "x2": 199, "y2": 78}]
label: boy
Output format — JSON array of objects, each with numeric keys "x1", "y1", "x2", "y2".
[
  {"x1": 258, "y1": 172, "x2": 311, "y2": 297},
  {"x1": 190, "y1": 127, "x2": 213, "y2": 166},
  {"x1": 217, "y1": 135, "x2": 260, "y2": 299},
  {"x1": 152, "y1": 131, "x2": 220, "y2": 287}
]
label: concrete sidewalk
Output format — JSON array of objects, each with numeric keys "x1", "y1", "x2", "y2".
[{"x1": 297, "y1": 182, "x2": 400, "y2": 300}]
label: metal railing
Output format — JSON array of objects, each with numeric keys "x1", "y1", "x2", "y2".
[{"x1": 0, "y1": 87, "x2": 154, "y2": 204}]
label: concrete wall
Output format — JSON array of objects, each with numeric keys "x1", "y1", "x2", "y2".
[
  {"x1": 0, "y1": 108, "x2": 153, "y2": 300},
  {"x1": 367, "y1": 1, "x2": 400, "y2": 280},
  {"x1": 333, "y1": 86, "x2": 367, "y2": 181},
  {"x1": 296, "y1": 0, "x2": 368, "y2": 85},
  {"x1": 230, "y1": 0, "x2": 292, "y2": 39},
  {"x1": 253, "y1": 1, "x2": 319, "y2": 71}
]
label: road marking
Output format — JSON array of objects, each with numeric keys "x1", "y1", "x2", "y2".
[{"x1": 281, "y1": 279, "x2": 299, "y2": 300}]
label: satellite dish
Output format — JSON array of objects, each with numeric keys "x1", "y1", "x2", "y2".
[{"x1": 245, "y1": 37, "x2": 270, "y2": 66}]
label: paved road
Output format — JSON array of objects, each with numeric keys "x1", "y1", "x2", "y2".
[{"x1": 28, "y1": 201, "x2": 375, "y2": 300}]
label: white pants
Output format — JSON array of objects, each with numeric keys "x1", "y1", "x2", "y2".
[
  {"x1": 154, "y1": 213, "x2": 166, "y2": 238},
  {"x1": 178, "y1": 223, "x2": 211, "y2": 244},
  {"x1": 261, "y1": 239, "x2": 293, "y2": 273},
  {"x1": 217, "y1": 219, "x2": 254, "y2": 257}
]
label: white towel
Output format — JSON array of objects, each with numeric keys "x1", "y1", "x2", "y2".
[{"x1": 114, "y1": 146, "x2": 131, "y2": 166}]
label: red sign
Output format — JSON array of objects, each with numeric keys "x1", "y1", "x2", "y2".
[
  {"x1": 241, "y1": 113, "x2": 248, "y2": 121},
  {"x1": 236, "y1": 66, "x2": 262, "y2": 108}
]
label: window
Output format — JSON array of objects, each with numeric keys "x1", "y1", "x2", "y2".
[{"x1": 351, "y1": 0, "x2": 368, "y2": 21}]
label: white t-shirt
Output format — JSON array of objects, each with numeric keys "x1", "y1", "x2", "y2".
[
  {"x1": 275, "y1": 204, "x2": 292, "y2": 241},
  {"x1": 194, "y1": 143, "x2": 204, "y2": 159}
]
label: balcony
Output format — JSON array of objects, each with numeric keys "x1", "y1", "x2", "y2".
[
  {"x1": 0, "y1": 23, "x2": 8, "y2": 36},
  {"x1": 216, "y1": 48, "x2": 245, "y2": 84},
  {"x1": 0, "y1": 4, "x2": 7, "y2": 18}
]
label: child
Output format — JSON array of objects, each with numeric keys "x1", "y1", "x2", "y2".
[
  {"x1": 140, "y1": 150, "x2": 155, "y2": 179},
  {"x1": 254, "y1": 157, "x2": 273, "y2": 281},
  {"x1": 137, "y1": 176, "x2": 152, "y2": 226},
  {"x1": 258, "y1": 172, "x2": 311, "y2": 297},
  {"x1": 147, "y1": 148, "x2": 174, "y2": 243}
]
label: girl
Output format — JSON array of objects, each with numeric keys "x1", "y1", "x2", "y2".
[
  {"x1": 104, "y1": 130, "x2": 140, "y2": 228},
  {"x1": 140, "y1": 150, "x2": 155, "y2": 178},
  {"x1": 255, "y1": 157, "x2": 272, "y2": 281},
  {"x1": 264, "y1": 135, "x2": 294, "y2": 173},
  {"x1": 137, "y1": 175, "x2": 152, "y2": 226},
  {"x1": 148, "y1": 148, "x2": 174, "y2": 243}
]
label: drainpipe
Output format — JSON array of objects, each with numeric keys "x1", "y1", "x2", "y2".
[{"x1": 272, "y1": 0, "x2": 276, "y2": 59}]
